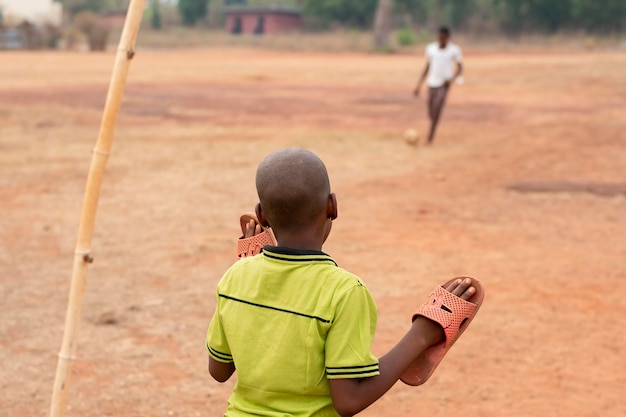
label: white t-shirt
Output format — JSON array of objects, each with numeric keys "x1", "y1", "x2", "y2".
[{"x1": 425, "y1": 42, "x2": 463, "y2": 88}]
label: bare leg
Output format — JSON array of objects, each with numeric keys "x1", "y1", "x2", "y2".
[{"x1": 427, "y1": 86, "x2": 449, "y2": 145}]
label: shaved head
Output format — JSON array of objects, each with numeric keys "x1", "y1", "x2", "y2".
[{"x1": 256, "y1": 148, "x2": 331, "y2": 233}]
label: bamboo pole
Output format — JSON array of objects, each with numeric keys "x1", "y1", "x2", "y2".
[{"x1": 50, "y1": 2, "x2": 146, "y2": 416}]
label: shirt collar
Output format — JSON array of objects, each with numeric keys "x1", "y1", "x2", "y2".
[{"x1": 262, "y1": 246, "x2": 338, "y2": 266}]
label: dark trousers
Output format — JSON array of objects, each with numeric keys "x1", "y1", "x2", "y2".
[{"x1": 427, "y1": 85, "x2": 449, "y2": 144}]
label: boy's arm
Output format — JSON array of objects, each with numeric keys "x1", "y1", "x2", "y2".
[
  {"x1": 329, "y1": 278, "x2": 475, "y2": 417},
  {"x1": 208, "y1": 357, "x2": 236, "y2": 383},
  {"x1": 455, "y1": 62, "x2": 463, "y2": 79},
  {"x1": 329, "y1": 317, "x2": 442, "y2": 417},
  {"x1": 450, "y1": 47, "x2": 463, "y2": 85},
  {"x1": 413, "y1": 62, "x2": 430, "y2": 97}
]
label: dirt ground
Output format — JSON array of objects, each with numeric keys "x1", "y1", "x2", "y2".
[{"x1": 0, "y1": 47, "x2": 625, "y2": 417}]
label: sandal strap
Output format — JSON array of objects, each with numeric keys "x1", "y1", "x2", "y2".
[
  {"x1": 413, "y1": 286, "x2": 477, "y2": 347},
  {"x1": 237, "y1": 230, "x2": 275, "y2": 257}
]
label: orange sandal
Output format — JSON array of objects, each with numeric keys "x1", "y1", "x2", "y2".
[
  {"x1": 401, "y1": 276, "x2": 485, "y2": 386},
  {"x1": 237, "y1": 213, "x2": 277, "y2": 258}
]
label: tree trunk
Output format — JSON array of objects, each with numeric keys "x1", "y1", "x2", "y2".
[{"x1": 373, "y1": 0, "x2": 393, "y2": 50}]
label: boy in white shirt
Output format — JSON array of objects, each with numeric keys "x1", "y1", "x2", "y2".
[{"x1": 413, "y1": 27, "x2": 463, "y2": 145}]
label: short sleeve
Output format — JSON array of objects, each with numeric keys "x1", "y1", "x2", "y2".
[
  {"x1": 325, "y1": 284, "x2": 379, "y2": 379},
  {"x1": 454, "y1": 45, "x2": 463, "y2": 63},
  {"x1": 425, "y1": 44, "x2": 432, "y2": 60},
  {"x1": 206, "y1": 294, "x2": 234, "y2": 363}
]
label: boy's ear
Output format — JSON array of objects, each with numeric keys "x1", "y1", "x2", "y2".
[
  {"x1": 327, "y1": 193, "x2": 338, "y2": 220},
  {"x1": 255, "y1": 203, "x2": 271, "y2": 227}
]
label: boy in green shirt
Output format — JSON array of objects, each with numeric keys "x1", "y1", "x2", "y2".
[{"x1": 206, "y1": 148, "x2": 481, "y2": 417}]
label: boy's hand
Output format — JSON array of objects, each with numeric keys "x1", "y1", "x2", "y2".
[
  {"x1": 415, "y1": 278, "x2": 476, "y2": 346},
  {"x1": 208, "y1": 357, "x2": 235, "y2": 383},
  {"x1": 243, "y1": 218, "x2": 262, "y2": 238},
  {"x1": 238, "y1": 215, "x2": 276, "y2": 258},
  {"x1": 444, "y1": 277, "x2": 476, "y2": 300}
]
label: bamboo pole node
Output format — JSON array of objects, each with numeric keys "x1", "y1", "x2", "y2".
[
  {"x1": 92, "y1": 149, "x2": 110, "y2": 157},
  {"x1": 118, "y1": 47, "x2": 136, "y2": 59},
  {"x1": 74, "y1": 249, "x2": 94, "y2": 264}
]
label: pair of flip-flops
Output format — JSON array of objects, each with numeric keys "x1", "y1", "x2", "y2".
[{"x1": 235, "y1": 214, "x2": 484, "y2": 386}]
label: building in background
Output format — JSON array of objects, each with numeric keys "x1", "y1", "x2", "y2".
[
  {"x1": 225, "y1": 3, "x2": 302, "y2": 35},
  {"x1": 0, "y1": 0, "x2": 62, "y2": 26},
  {"x1": 0, "y1": 0, "x2": 63, "y2": 49}
]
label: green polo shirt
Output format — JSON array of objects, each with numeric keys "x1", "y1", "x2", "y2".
[{"x1": 206, "y1": 246, "x2": 379, "y2": 417}]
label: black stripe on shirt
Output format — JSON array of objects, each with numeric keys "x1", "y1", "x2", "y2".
[
  {"x1": 262, "y1": 251, "x2": 338, "y2": 267},
  {"x1": 218, "y1": 293, "x2": 331, "y2": 323},
  {"x1": 326, "y1": 368, "x2": 380, "y2": 376},
  {"x1": 207, "y1": 345, "x2": 233, "y2": 361},
  {"x1": 326, "y1": 363, "x2": 379, "y2": 370}
]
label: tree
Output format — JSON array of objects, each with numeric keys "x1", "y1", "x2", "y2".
[
  {"x1": 571, "y1": 0, "x2": 626, "y2": 32},
  {"x1": 58, "y1": 0, "x2": 103, "y2": 15},
  {"x1": 372, "y1": 0, "x2": 393, "y2": 49},
  {"x1": 493, "y1": 0, "x2": 527, "y2": 35},
  {"x1": 150, "y1": 0, "x2": 162, "y2": 30},
  {"x1": 528, "y1": 0, "x2": 572, "y2": 33},
  {"x1": 74, "y1": 11, "x2": 111, "y2": 51},
  {"x1": 303, "y1": 0, "x2": 378, "y2": 29},
  {"x1": 444, "y1": 0, "x2": 475, "y2": 29},
  {"x1": 494, "y1": 0, "x2": 572, "y2": 34},
  {"x1": 394, "y1": 0, "x2": 430, "y2": 25},
  {"x1": 58, "y1": 0, "x2": 129, "y2": 16},
  {"x1": 177, "y1": 0, "x2": 209, "y2": 26}
]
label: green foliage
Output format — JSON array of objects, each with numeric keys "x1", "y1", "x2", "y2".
[
  {"x1": 303, "y1": 0, "x2": 377, "y2": 29},
  {"x1": 444, "y1": 0, "x2": 475, "y2": 29},
  {"x1": 396, "y1": 26, "x2": 416, "y2": 46},
  {"x1": 178, "y1": 0, "x2": 209, "y2": 26},
  {"x1": 244, "y1": 0, "x2": 303, "y2": 6},
  {"x1": 394, "y1": 0, "x2": 431, "y2": 25},
  {"x1": 493, "y1": 0, "x2": 625, "y2": 34},
  {"x1": 493, "y1": 0, "x2": 525, "y2": 33},
  {"x1": 571, "y1": 0, "x2": 626, "y2": 32},
  {"x1": 58, "y1": 0, "x2": 102, "y2": 15},
  {"x1": 387, "y1": 0, "x2": 477, "y2": 30},
  {"x1": 150, "y1": 0, "x2": 162, "y2": 30},
  {"x1": 59, "y1": 0, "x2": 129, "y2": 15},
  {"x1": 532, "y1": 0, "x2": 572, "y2": 32},
  {"x1": 300, "y1": 0, "x2": 625, "y2": 34}
]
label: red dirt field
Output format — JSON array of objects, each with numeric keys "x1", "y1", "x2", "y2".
[{"x1": 0, "y1": 48, "x2": 625, "y2": 417}]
